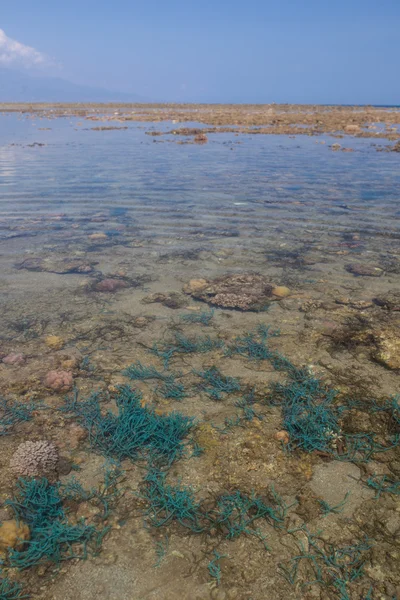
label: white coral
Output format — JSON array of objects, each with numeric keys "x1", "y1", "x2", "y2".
[{"x1": 10, "y1": 440, "x2": 58, "y2": 476}]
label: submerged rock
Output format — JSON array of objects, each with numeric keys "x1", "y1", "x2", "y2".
[
  {"x1": 183, "y1": 273, "x2": 287, "y2": 310},
  {"x1": 142, "y1": 292, "x2": 186, "y2": 308},
  {"x1": 184, "y1": 279, "x2": 208, "y2": 293},
  {"x1": 310, "y1": 462, "x2": 373, "y2": 517},
  {"x1": 335, "y1": 297, "x2": 374, "y2": 310},
  {"x1": 194, "y1": 133, "x2": 208, "y2": 144},
  {"x1": 16, "y1": 257, "x2": 95, "y2": 275},
  {"x1": 373, "y1": 290, "x2": 400, "y2": 311},
  {"x1": 345, "y1": 263, "x2": 383, "y2": 277},
  {"x1": 372, "y1": 328, "x2": 400, "y2": 370},
  {"x1": 132, "y1": 316, "x2": 154, "y2": 328},
  {"x1": 94, "y1": 278, "x2": 128, "y2": 292}
]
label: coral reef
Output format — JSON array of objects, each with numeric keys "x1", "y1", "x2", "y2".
[
  {"x1": 45, "y1": 335, "x2": 64, "y2": 350},
  {"x1": 44, "y1": 370, "x2": 73, "y2": 392},
  {"x1": 0, "y1": 520, "x2": 30, "y2": 553},
  {"x1": 183, "y1": 274, "x2": 286, "y2": 310},
  {"x1": 10, "y1": 441, "x2": 58, "y2": 477}
]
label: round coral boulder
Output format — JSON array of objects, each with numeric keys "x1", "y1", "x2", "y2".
[
  {"x1": 10, "y1": 440, "x2": 58, "y2": 476},
  {"x1": 0, "y1": 520, "x2": 30, "y2": 552},
  {"x1": 44, "y1": 370, "x2": 73, "y2": 391}
]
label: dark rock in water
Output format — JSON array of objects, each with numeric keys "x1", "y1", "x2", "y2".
[
  {"x1": 51, "y1": 259, "x2": 95, "y2": 274},
  {"x1": 345, "y1": 263, "x2": 383, "y2": 277},
  {"x1": 183, "y1": 273, "x2": 280, "y2": 310},
  {"x1": 94, "y1": 278, "x2": 128, "y2": 292},
  {"x1": 57, "y1": 457, "x2": 73, "y2": 476},
  {"x1": 16, "y1": 257, "x2": 43, "y2": 271},
  {"x1": 162, "y1": 293, "x2": 186, "y2": 309},
  {"x1": 373, "y1": 290, "x2": 400, "y2": 311},
  {"x1": 194, "y1": 133, "x2": 208, "y2": 144},
  {"x1": 16, "y1": 257, "x2": 95, "y2": 274}
]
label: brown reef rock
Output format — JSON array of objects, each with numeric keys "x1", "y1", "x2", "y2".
[
  {"x1": 93, "y1": 278, "x2": 128, "y2": 292},
  {"x1": 345, "y1": 263, "x2": 383, "y2": 277},
  {"x1": 183, "y1": 274, "x2": 290, "y2": 310},
  {"x1": 373, "y1": 290, "x2": 400, "y2": 311},
  {"x1": 372, "y1": 327, "x2": 400, "y2": 370},
  {"x1": 16, "y1": 257, "x2": 94, "y2": 274}
]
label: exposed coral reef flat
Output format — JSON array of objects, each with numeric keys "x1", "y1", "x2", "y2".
[
  {"x1": 1, "y1": 103, "x2": 400, "y2": 144},
  {"x1": 0, "y1": 111, "x2": 399, "y2": 600}
]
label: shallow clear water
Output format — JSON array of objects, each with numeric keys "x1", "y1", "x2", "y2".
[
  {"x1": 1, "y1": 113, "x2": 399, "y2": 245},
  {"x1": 1, "y1": 112, "x2": 400, "y2": 600}
]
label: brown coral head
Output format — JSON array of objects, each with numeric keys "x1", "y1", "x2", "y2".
[{"x1": 44, "y1": 370, "x2": 73, "y2": 392}]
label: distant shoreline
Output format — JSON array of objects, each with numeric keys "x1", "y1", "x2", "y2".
[{"x1": 1, "y1": 103, "x2": 399, "y2": 141}]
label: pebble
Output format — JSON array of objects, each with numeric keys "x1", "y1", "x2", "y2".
[
  {"x1": 57, "y1": 457, "x2": 73, "y2": 476},
  {"x1": 275, "y1": 430, "x2": 290, "y2": 444}
]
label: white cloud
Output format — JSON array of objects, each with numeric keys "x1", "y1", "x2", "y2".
[{"x1": 0, "y1": 28, "x2": 51, "y2": 68}]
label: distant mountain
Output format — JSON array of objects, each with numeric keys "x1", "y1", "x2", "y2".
[{"x1": 0, "y1": 68, "x2": 147, "y2": 102}]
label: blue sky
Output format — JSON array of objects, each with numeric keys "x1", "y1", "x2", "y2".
[{"x1": 1, "y1": 0, "x2": 400, "y2": 103}]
